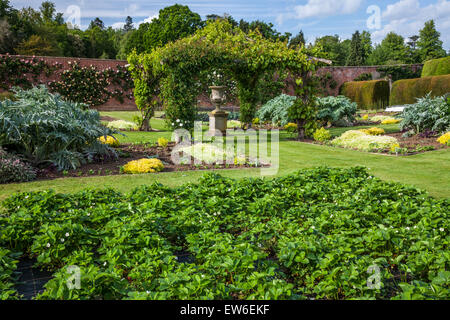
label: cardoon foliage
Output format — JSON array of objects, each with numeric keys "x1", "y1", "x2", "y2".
[{"x1": 0, "y1": 86, "x2": 118, "y2": 170}]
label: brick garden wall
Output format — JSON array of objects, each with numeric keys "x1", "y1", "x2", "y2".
[{"x1": 0, "y1": 55, "x2": 423, "y2": 111}]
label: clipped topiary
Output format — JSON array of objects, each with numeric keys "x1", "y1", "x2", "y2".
[
  {"x1": 421, "y1": 56, "x2": 450, "y2": 77},
  {"x1": 390, "y1": 74, "x2": 450, "y2": 105},
  {"x1": 340, "y1": 80, "x2": 390, "y2": 110}
]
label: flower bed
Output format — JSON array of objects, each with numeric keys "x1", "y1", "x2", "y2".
[
  {"x1": 1, "y1": 167, "x2": 448, "y2": 300},
  {"x1": 33, "y1": 142, "x2": 265, "y2": 181}
]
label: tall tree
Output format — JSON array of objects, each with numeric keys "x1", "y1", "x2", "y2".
[
  {"x1": 289, "y1": 30, "x2": 305, "y2": 49},
  {"x1": 346, "y1": 31, "x2": 364, "y2": 66},
  {"x1": 89, "y1": 17, "x2": 105, "y2": 30},
  {"x1": 140, "y1": 4, "x2": 203, "y2": 52},
  {"x1": 315, "y1": 35, "x2": 347, "y2": 66},
  {"x1": 417, "y1": 20, "x2": 446, "y2": 62},
  {"x1": 124, "y1": 16, "x2": 133, "y2": 32},
  {"x1": 360, "y1": 31, "x2": 372, "y2": 65},
  {"x1": 367, "y1": 32, "x2": 409, "y2": 65}
]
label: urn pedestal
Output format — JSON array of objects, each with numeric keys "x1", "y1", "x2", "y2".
[
  {"x1": 208, "y1": 86, "x2": 228, "y2": 136},
  {"x1": 209, "y1": 109, "x2": 228, "y2": 136}
]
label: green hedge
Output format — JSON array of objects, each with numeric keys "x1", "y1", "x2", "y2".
[
  {"x1": 390, "y1": 74, "x2": 450, "y2": 105},
  {"x1": 340, "y1": 80, "x2": 390, "y2": 110},
  {"x1": 421, "y1": 56, "x2": 450, "y2": 77}
]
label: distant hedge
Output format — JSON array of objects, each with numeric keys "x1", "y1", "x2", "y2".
[
  {"x1": 390, "y1": 74, "x2": 450, "y2": 105},
  {"x1": 340, "y1": 80, "x2": 390, "y2": 110},
  {"x1": 421, "y1": 56, "x2": 450, "y2": 77}
]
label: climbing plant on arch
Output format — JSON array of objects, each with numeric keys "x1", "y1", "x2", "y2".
[{"x1": 128, "y1": 20, "x2": 323, "y2": 139}]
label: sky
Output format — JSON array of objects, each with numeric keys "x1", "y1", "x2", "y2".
[{"x1": 10, "y1": 0, "x2": 450, "y2": 50}]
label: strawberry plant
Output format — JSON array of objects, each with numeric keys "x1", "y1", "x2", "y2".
[{"x1": 0, "y1": 167, "x2": 448, "y2": 300}]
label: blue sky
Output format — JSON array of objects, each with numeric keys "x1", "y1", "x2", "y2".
[{"x1": 10, "y1": 0, "x2": 450, "y2": 49}]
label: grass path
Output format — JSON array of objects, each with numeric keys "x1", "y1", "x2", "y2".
[{"x1": 1, "y1": 112, "x2": 448, "y2": 200}]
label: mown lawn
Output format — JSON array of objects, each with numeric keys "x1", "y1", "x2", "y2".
[{"x1": 1, "y1": 112, "x2": 449, "y2": 200}]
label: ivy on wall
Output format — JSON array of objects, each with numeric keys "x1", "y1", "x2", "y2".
[{"x1": 0, "y1": 54, "x2": 133, "y2": 107}]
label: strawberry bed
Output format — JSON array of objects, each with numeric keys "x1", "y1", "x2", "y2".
[{"x1": 0, "y1": 167, "x2": 448, "y2": 300}]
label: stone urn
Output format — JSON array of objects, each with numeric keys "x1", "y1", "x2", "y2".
[{"x1": 208, "y1": 86, "x2": 229, "y2": 136}]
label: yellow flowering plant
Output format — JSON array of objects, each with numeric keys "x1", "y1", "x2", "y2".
[
  {"x1": 157, "y1": 137, "x2": 169, "y2": 148},
  {"x1": 381, "y1": 119, "x2": 401, "y2": 125},
  {"x1": 437, "y1": 132, "x2": 450, "y2": 145},
  {"x1": 121, "y1": 158, "x2": 164, "y2": 174},
  {"x1": 313, "y1": 127, "x2": 332, "y2": 142},
  {"x1": 98, "y1": 135, "x2": 120, "y2": 147},
  {"x1": 359, "y1": 127, "x2": 385, "y2": 136}
]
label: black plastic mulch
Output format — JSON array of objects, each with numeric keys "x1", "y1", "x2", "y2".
[{"x1": 15, "y1": 258, "x2": 53, "y2": 300}]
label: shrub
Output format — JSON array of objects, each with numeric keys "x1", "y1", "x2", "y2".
[
  {"x1": 121, "y1": 158, "x2": 164, "y2": 174},
  {"x1": 98, "y1": 136, "x2": 120, "y2": 148},
  {"x1": 0, "y1": 148, "x2": 36, "y2": 184},
  {"x1": 284, "y1": 123, "x2": 298, "y2": 133},
  {"x1": 228, "y1": 112, "x2": 240, "y2": 121},
  {"x1": 227, "y1": 120, "x2": 241, "y2": 129},
  {"x1": 400, "y1": 94, "x2": 450, "y2": 134},
  {"x1": 340, "y1": 80, "x2": 390, "y2": 110},
  {"x1": 354, "y1": 73, "x2": 372, "y2": 81},
  {"x1": 0, "y1": 86, "x2": 117, "y2": 170},
  {"x1": 157, "y1": 137, "x2": 169, "y2": 148},
  {"x1": 390, "y1": 74, "x2": 450, "y2": 105},
  {"x1": 316, "y1": 96, "x2": 357, "y2": 126},
  {"x1": 255, "y1": 94, "x2": 296, "y2": 126},
  {"x1": 381, "y1": 118, "x2": 400, "y2": 125},
  {"x1": 421, "y1": 56, "x2": 450, "y2": 77},
  {"x1": 313, "y1": 128, "x2": 331, "y2": 142},
  {"x1": 359, "y1": 127, "x2": 385, "y2": 136},
  {"x1": 331, "y1": 130, "x2": 398, "y2": 152},
  {"x1": 377, "y1": 65, "x2": 422, "y2": 82},
  {"x1": 106, "y1": 120, "x2": 138, "y2": 131},
  {"x1": 437, "y1": 132, "x2": 450, "y2": 145}
]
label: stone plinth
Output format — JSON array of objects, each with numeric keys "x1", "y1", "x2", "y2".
[{"x1": 209, "y1": 109, "x2": 229, "y2": 136}]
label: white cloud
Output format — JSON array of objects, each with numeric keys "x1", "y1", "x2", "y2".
[
  {"x1": 111, "y1": 14, "x2": 158, "y2": 30},
  {"x1": 372, "y1": 0, "x2": 450, "y2": 48},
  {"x1": 293, "y1": 0, "x2": 363, "y2": 19}
]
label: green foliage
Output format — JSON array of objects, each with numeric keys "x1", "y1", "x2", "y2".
[
  {"x1": 49, "y1": 62, "x2": 133, "y2": 107},
  {"x1": 367, "y1": 32, "x2": 410, "y2": 65},
  {"x1": 1, "y1": 167, "x2": 449, "y2": 300},
  {"x1": 313, "y1": 127, "x2": 331, "y2": 142},
  {"x1": 316, "y1": 96, "x2": 357, "y2": 126},
  {"x1": 0, "y1": 147, "x2": 36, "y2": 183},
  {"x1": 256, "y1": 94, "x2": 296, "y2": 126},
  {"x1": 400, "y1": 94, "x2": 450, "y2": 134},
  {"x1": 421, "y1": 56, "x2": 450, "y2": 77},
  {"x1": 0, "y1": 248, "x2": 21, "y2": 300},
  {"x1": 0, "y1": 54, "x2": 61, "y2": 90},
  {"x1": 129, "y1": 20, "x2": 319, "y2": 130},
  {"x1": 346, "y1": 31, "x2": 371, "y2": 66},
  {"x1": 0, "y1": 86, "x2": 118, "y2": 170},
  {"x1": 354, "y1": 73, "x2": 372, "y2": 81},
  {"x1": 390, "y1": 74, "x2": 450, "y2": 105},
  {"x1": 377, "y1": 65, "x2": 422, "y2": 82},
  {"x1": 315, "y1": 35, "x2": 348, "y2": 66},
  {"x1": 341, "y1": 80, "x2": 390, "y2": 110},
  {"x1": 417, "y1": 20, "x2": 446, "y2": 62},
  {"x1": 289, "y1": 74, "x2": 320, "y2": 139}
]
